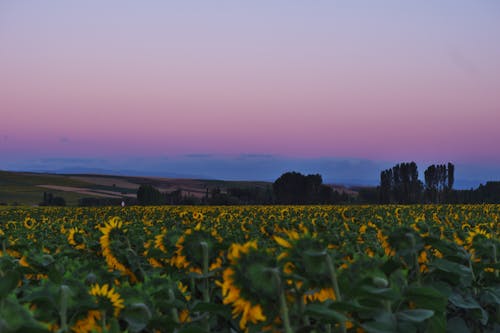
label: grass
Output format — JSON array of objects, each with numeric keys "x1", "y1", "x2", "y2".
[
  {"x1": 0, "y1": 171, "x2": 97, "y2": 206},
  {"x1": 0, "y1": 171, "x2": 273, "y2": 206}
]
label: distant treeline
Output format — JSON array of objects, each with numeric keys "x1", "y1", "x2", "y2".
[
  {"x1": 358, "y1": 161, "x2": 500, "y2": 205},
  {"x1": 37, "y1": 165, "x2": 500, "y2": 206},
  {"x1": 131, "y1": 177, "x2": 350, "y2": 206}
]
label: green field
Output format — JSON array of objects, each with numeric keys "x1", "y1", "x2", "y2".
[{"x1": 0, "y1": 171, "x2": 273, "y2": 206}]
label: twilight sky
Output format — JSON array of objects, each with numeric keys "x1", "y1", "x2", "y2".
[{"x1": 1, "y1": 1, "x2": 500, "y2": 186}]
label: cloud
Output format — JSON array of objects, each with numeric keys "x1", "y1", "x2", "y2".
[
  {"x1": 39, "y1": 157, "x2": 107, "y2": 164},
  {"x1": 238, "y1": 154, "x2": 275, "y2": 159}
]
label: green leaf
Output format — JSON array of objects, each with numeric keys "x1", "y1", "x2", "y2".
[
  {"x1": 329, "y1": 300, "x2": 372, "y2": 312},
  {"x1": 396, "y1": 309, "x2": 434, "y2": 323},
  {"x1": 176, "y1": 325, "x2": 210, "y2": 333},
  {"x1": 481, "y1": 287, "x2": 500, "y2": 306},
  {"x1": 359, "y1": 286, "x2": 399, "y2": 300},
  {"x1": 0, "y1": 270, "x2": 20, "y2": 298},
  {"x1": 0, "y1": 297, "x2": 49, "y2": 333},
  {"x1": 449, "y1": 293, "x2": 488, "y2": 325},
  {"x1": 304, "y1": 303, "x2": 347, "y2": 323},
  {"x1": 429, "y1": 259, "x2": 472, "y2": 285},
  {"x1": 47, "y1": 266, "x2": 63, "y2": 284},
  {"x1": 446, "y1": 317, "x2": 471, "y2": 333},
  {"x1": 449, "y1": 293, "x2": 480, "y2": 309},
  {"x1": 13, "y1": 325, "x2": 51, "y2": 333},
  {"x1": 404, "y1": 285, "x2": 447, "y2": 312},
  {"x1": 191, "y1": 302, "x2": 231, "y2": 318},
  {"x1": 427, "y1": 312, "x2": 446, "y2": 333},
  {"x1": 121, "y1": 303, "x2": 152, "y2": 333},
  {"x1": 361, "y1": 320, "x2": 397, "y2": 333}
]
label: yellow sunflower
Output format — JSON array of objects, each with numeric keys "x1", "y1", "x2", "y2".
[
  {"x1": 170, "y1": 226, "x2": 222, "y2": 274},
  {"x1": 67, "y1": 227, "x2": 86, "y2": 250},
  {"x1": 274, "y1": 231, "x2": 337, "y2": 303},
  {"x1": 89, "y1": 283, "x2": 125, "y2": 317},
  {"x1": 99, "y1": 217, "x2": 137, "y2": 283},
  {"x1": 218, "y1": 241, "x2": 280, "y2": 330},
  {"x1": 23, "y1": 217, "x2": 37, "y2": 229},
  {"x1": 71, "y1": 310, "x2": 102, "y2": 333}
]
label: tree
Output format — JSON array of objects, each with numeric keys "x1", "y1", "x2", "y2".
[
  {"x1": 379, "y1": 169, "x2": 392, "y2": 203},
  {"x1": 379, "y1": 162, "x2": 422, "y2": 204},
  {"x1": 137, "y1": 185, "x2": 163, "y2": 205},
  {"x1": 447, "y1": 162, "x2": 455, "y2": 190},
  {"x1": 273, "y1": 172, "x2": 307, "y2": 204},
  {"x1": 39, "y1": 192, "x2": 66, "y2": 206},
  {"x1": 424, "y1": 163, "x2": 454, "y2": 203},
  {"x1": 273, "y1": 172, "x2": 326, "y2": 204}
]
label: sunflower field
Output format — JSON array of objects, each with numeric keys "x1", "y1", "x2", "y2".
[{"x1": 0, "y1": 205, "x2": 498, "y2": 333}]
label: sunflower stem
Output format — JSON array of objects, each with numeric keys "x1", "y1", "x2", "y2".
[
  {"x1": 298, "y1": 293, "x2": 310, "y2": 327},
  {"x1": 200, "y1": 241, "x2": 210, "y2": 330},
  {"x1": 59, "y1": 285, "x2": 70, "y2": 332},
  {"x1": 405, "y1": 233, "x2": 421, "y2": 285},
  {"x1": 491, "y1": 243, "x2": 498, "y2": 279},
  {"x1": 325, "y1": 254, "x2": 342, "y2": 302},
  {"x1": 325, "y1": 253, "x2": 345, "y2": 333},
  {"x1": 490, "y1": 243, "x2": 500, "y2": 322},
  {"x1": 168, "y1": 287, "x2": 180, "y2": 324},
  {"x1": 1, "y1": 239, "x2": 6, "y2": 254},
  {"x1": 200, "y1": 241, "x2": 210, "y2": 302},
  {"x1": 100, "y1": 310, "x2": 107, "y2": 330},
  {"x1": 271, "y1": 269, "x2": 293, "y2": 333}
]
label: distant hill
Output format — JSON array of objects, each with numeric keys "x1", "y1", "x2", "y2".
[{"x1": 0, "y1": 170, "x2": 273, "y2": 206}]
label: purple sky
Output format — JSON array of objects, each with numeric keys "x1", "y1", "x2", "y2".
[{"x1": 1, "y1": 1, "x2": 499, "y2": 185}]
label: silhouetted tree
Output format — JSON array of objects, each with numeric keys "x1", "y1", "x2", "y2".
[
  {"x1": 273, "y1": 172, "x2": 326, "y2": 204},
  {"x1": 40, "y1": 192, "x2": 66, "y2": 206},
  {"x1": 424, "y1": 163, "x2": 454, "y2": 203},
  {"x1": 379, "y1": 162, "x2": 422, "y2": 204},
  {"x1": 448, "y1": 162, "x2": 455, "y2": 189},
  {"x1": 424, "y1": 165, "x2": 437, "y2": 203},
  {"x1": 137, "y1": 185, "x2": 163, "y2": 205},
  {"x1": 379, "y1": 169, "x2": 392, "y2": 203}
]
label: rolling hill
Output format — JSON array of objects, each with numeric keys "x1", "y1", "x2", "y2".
[{"x1": 0, "y1": 170, "x2": 272, "y2": 206}]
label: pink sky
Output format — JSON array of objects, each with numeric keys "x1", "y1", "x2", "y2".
[{"x1": 1, "y1": 1, "x2": 500, "y2": 166}]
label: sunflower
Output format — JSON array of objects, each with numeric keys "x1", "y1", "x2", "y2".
[
  {"x1": 218, "y1": 241, "x2": 272, "y2": 330},
  {"x1": 170, "y1": 225, "x2": 222, "y2": 274},
  {"x1": 418, "y1": 250, "x2": 429, "y2": 273},
  {"x1": 99, "y1": 217, "x2": 137, "y2": 283},
  {"x1": 377, "y1": 229, "x2": 395, "y2": 257},
  {"x1": 67, "y1": 227, "x2": 86, "y2": 250},
  {"x1": 89, "y1": 283, "x2": 125, "y2": 317},
  {"x1": 303, "y1": 287, "x2": 336, "y2": 303},
  {"x1": 274, "y1": 231, "x2": 336, "y2": 303},
  {"x1": 192, "y1": 211, "x2": 204, "y2": 221},
  {"x1": 71, "y1": 310, "x2": 102, "y2": 333},
  {"x1": 23, "y1": 217, "x2": 37, "y2": 229}
]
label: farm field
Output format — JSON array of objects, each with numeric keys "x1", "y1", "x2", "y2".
[
  {"x1": 0, "y1": 205, "x2": 498, "y2": 333},
  {"x1": 0, "y1": 171, "x2": 272, "y2": 206}
]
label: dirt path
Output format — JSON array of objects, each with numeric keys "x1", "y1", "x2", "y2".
[{"x1": 37, "y1": 185, "x2": 131, "y2": 198}]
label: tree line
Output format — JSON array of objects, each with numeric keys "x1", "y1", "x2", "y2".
[
  {"x1": 379, "y1": 162, "x2": 455, "y2": 204},
  {"x1": 133, "y1": 175, "x2": 349, "y2": 206},
  {"x1": 36, "y1": 165, "x2": 500, "y2": 206}
]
